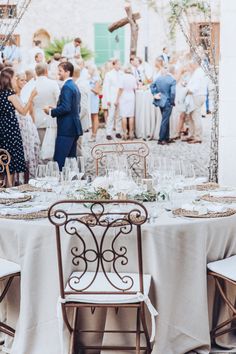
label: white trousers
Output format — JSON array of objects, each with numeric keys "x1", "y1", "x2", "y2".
[
  {"x1": 189, "y1": 95, "x2": 205, "y2": 141},
  {"x1": 106, "y1": 104, "x2": 122, "y2": 136}
]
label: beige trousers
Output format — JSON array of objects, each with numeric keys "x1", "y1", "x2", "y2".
[{"x1": 189, "y1": 95, "x2": 205, "y2": 141}]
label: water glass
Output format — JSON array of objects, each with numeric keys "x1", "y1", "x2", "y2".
[{"x1": 36, "y1": 165, "x2": 47, "y2": 179}]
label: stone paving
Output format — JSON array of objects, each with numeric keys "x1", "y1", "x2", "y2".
[{"x1": 82, "y1": 116, "x2": 212, "y2": 178}]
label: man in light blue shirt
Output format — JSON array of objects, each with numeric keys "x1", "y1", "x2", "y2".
[{"x1": 3, "y1": 38, "x2": 21, "y2": 64}]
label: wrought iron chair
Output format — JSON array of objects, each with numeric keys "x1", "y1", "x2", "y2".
[
  {"x1": 0, "y1": 149, "x2": 12, "y2": 188},
  {"x1": 91, "y1": 141, "x2": 150, "y2": 178},
  {"x1": 0, "y1": 259, "x2": 20, "y2": 337},
  {"x1": 208, "y1": 255, "x2": 236, "y2": 341},
  {"x1": 48, "y1": 200, "x2": 158, "y2": 354}
]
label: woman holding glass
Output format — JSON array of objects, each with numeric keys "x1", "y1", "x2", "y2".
[
  {"x1": 15, "y1": 72, "x2": 40, "y2": 179},
  {"x1": 0, "y1": 67, "x2": 37, "y2": 185}
]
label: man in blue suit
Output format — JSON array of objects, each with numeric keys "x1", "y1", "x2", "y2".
[
  {"x1": 44, "y1": 62, "x2": 83, "y2": 170},
  {"x1": 150, "y1": 65, "x2": 176, "y2": 145}
]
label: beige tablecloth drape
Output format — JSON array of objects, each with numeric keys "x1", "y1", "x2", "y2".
[
  {"x1": 0, "y1": 211, "x2": 236, "y2": 354},
  {"x1": 135, "y1": 90, "x2": 178, "y2": 141}
]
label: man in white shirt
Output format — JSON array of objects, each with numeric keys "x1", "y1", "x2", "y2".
[
  {"x1": 28, "y1": 40, "x2": 45, "y2": 69},
  {"x1": 160, "y1": 47, "x2": 170, "y2": 65},
  {"x1": 62, "y1": 37, "x2": 82, "y2": 63},
  {"x1": 186, "y1": 61, "x2": 208, "y2": 144},
  {"x1": 48, "y1": 53, "x2": 61, "y2": 80},
  {"x1": 103, "y1": 59, "x2": 124, "y2": 140},
  {"x1": 33, "y1": 63, "x2": 60, "y2": 144},
  {"x1": 3, "y1": 38, "x2": 22, "y2": 66},
  {"x1": 130, "y1": 55, "x2": 144, "y2": 84}
]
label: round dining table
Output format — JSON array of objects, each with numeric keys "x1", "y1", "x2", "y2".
[
  {"x1": 135, "y1": 89, "x2": 179, "y2": 141},
  {"x1": 1, "y1": 199, "x2": 236, "y2": 354}
]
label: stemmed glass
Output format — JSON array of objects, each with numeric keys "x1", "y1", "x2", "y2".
[
  {"x1": 77, "y1": 157, "x2": 85, "y2": 180},
  {"x1": 36, "y1": 165, "x2": 47, "y2": 180},
  {"x1": 46, "y1": 162, "x2": 60, "y2": 180},
  {"x1": 183, "y1": 163, "x2": 196, "y2": 188}
]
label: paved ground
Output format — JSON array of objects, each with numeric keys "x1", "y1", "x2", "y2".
[{"x1": 83, "y1": 116, "x2": 211, "y2": 178}]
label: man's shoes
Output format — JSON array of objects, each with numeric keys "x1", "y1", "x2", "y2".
[
  {"x1": 188, "y1": 140, "x2": 202, "y2": 144},
  {"x1": 166, "y1": 139, "x2": 175, "y2": 144},
  {"x1": 115, "y1": 133, "x2": 122, "y2": 139},
  {"x1": 158, "y1": 140, "x2": 169, "y2": 145},
  {"x1": 106, "y1": 135, "x2": 112, "y2": 140}
]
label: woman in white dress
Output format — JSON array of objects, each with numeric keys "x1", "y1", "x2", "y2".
[
  {"x1": 15, "y1": 72, "x2": 40, "y2": 179},
  {"x1": 116, "y1": 66, "x2": 137, "y2": 140}
]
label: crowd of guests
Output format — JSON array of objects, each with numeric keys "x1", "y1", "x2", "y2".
[{"x1": 0, "y1": 36, "x2": 210, "y2": 185}]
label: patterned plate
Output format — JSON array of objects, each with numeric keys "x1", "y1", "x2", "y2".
[
  {"x1": 0, "y1": 210, "x2": 48, "y2": 220},
  {"x1": 201, "y1": 194, "x2": 236, "y2": 204},
  {"x1": 18, "y1": 184, "x2": 52, "y2": 193},
  {"x1": 0, "y1": 195, "x2": 32, "y2": 205},
  {"x1": 172, "y1": 208, "x2": 236, "y2": 218}
]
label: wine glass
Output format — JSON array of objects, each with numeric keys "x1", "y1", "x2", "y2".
[
  {"x1": 183, "y1": 163, "x2": 196, "y2": 188},
  {"x1": 36, "y1": 165, "x2": 47, "y2": 180},
  {"x1": 77, "y1": 156, "x2": 85, "y2": 180}
]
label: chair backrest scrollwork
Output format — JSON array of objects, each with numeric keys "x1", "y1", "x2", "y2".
[
  {"x1": 91, "y1": 141, "x2": 150, "y2": 178},
  {"x1": 0, "y1": 149, "x2": 11, "y2": 187},
  {"x1": 48, "y1": 200, "x2": 148, "y2": 300}
]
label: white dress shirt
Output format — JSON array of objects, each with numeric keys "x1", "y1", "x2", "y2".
[
  {"x1": 33, "y1": 76, "x2": 60, "y2": 128},
  {"x1": 62, "y1": 42, "x2": 81, "y2": 60},
  {"x1": 103, "y1": 69, "x2": 124, "y2": 103},
  {"x1": 187, "y1": 67, "x2": 208, "y2": 96},
  {"x1": 28, "y1": 46, "x2": 45, "y2": 69}
]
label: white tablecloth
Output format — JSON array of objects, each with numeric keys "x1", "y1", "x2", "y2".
[
  {"x1": 135, "y1": 90, "x2": 179, "y2": 140},
  {"x1": 1, "y1": 210, "x2": 236, "y2": 354}
]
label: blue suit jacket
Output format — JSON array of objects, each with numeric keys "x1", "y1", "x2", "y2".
[
  {"x1": 150, "y1": 74, "x2": 176, "y2": 108},
  {"x1": 51, "y1": 79, "x2": 83, "y2": 137}
]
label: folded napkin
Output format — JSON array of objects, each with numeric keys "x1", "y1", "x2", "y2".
[
  {"x1": 29, "y1": 179, "x2": 53, "y2": 189},
  {"x1": 0, "y1": 191, "x2": 25, "y2": 199},
  {"x1": 92, "y1": 177, "x2": 110, "y2": 190},
  {"x1": 0, "y1": 204, "x2": 48, "y2": 216},
  {"x1": 195, "y1": 177, "x2": 208, "y2": 184},
  {"x1": 113, "y1": 180, "x2": 138, "y2": 194},
  {"x1": 208, "y1": 190, "x2": 236, "y2": 198},
  {"x1": 181, "y1": 203, "x2": 229, "y2": 215}
]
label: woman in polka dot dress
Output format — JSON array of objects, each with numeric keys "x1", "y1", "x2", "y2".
[{"x1": 0, "y1": 67, "x2": 37, "y2": 185}]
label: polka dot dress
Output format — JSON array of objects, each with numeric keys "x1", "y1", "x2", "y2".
[{"x1": 0, "y1": 89, "x2": 26, "y2": 174}]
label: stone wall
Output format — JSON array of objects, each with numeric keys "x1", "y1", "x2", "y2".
[{"x1": 14, "y1": 0, "x2": 220, "y2": 65}]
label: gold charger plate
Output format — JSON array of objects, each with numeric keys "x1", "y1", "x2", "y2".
[
  {"x1": 196, "y1": 183, "x2": 219, "y2": 191},
  {"x1": 18, "y1": 184, "x2": 52, "y2": 193},
  {"x1": 201, "y1": 194, "x2": 236, "y2": 203},
  {"x1": 0, "y1": 210, "x2": 48, "y2": 220},
  {"x1": 0, "y1": 195, "x2": 31, "y2": 205},
  {"x1": 172, "y1": 208, "x2": 236, "y2": 218}
]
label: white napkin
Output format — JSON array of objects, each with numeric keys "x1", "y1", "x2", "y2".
[
  {"x1": 0, "y1": 204, "x2": 48, "y2": 216},
  {"x1": 0, "y1": 191, "x2": 25, "y2": 199},
  {"x1": 29, "y1": 178, "x2": 52, "y2": 189},
  {"x1": 208, "y1": 190, "x2": 236, "y2": 198},
  {"x1": 113, "y1": 179, "x2": 138, "y2": 194},
  {"x1": 92, "y1": 177, "x2": 110, "y2": 190},
  {"x1": 181, "y1": 203, "x2": 229, "y2": 215},
  {"x1": 195, "y1": 177, "x2": 208, "y2": 184}
]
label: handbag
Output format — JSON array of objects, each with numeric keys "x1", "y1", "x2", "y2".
[{"x1": 40, "y1": 121, "x2": 57, "y2": 160}]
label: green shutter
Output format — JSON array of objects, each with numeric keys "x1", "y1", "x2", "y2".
[{"x1": 94, "y1": 23, "x2": 125, "y2": 66}]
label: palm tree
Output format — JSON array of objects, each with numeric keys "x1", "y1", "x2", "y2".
[{"x1": 44, "y1": 37, "x2": 93, "y2": 61}]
